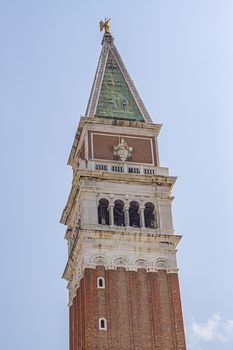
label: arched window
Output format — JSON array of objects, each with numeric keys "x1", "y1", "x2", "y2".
[
  {"x1": 98, "y1": 199, "x2": 109, "y2": 225},
  {"x1": 99, "y1": 318, "x2": 107, "y2": 330},
  {"x1": 129, "y1": 201, "x2": 140, "y2": 227},
  {"x1": 97, "y1": 277, "x2": 105, "y2": 289},
  {"x1": 114, "y1": 200, "x2": 125, "y2": 226},
  {"x1": 144, "y1": 202, "x2": 156, "y2": 228}
]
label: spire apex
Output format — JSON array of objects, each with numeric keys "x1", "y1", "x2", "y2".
[{"x1": 101, "y1": 31, "x2": 114, "y2": 45}]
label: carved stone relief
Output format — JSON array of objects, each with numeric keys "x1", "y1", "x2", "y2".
[{"x1": 113, "y1": 138, "x2": 133, "y2": 161}]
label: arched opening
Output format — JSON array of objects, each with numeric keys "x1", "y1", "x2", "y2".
[
  {"x1": 155, "y1": 259, "x2": 169, "y2": 269},
  {"x1": 129, "y1": 201, "x2": 140, "y2": 227},
  {"x1": 97, "y1": 277, "x2": 105, "y2": 289},
  {"x1": 144, "y1": 202, "x2": 155, "y2": 228},
  {"x1": 99, "y1": 318, "x2": 107, "y2": 330},
  {"x1": 98, "y1": 199, "x2": 109, "y2": 225},
  {"x1": 114, "y1": 200, "x2": 125, "y2": 226}
]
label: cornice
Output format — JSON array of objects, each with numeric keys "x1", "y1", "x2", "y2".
[
  {"x1": 62, "y1": 229, "x2": 181, "y2": 281},
  {"x1": 76, "y1": 168, "x2": 176, "y2": 184}
]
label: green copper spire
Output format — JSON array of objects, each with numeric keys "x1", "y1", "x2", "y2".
[
  {"x1": 95, "y1": 52, "x2": 144, "y2": 121},
  {"x1": 85, "y1": 32, "x2": 152, "y2": 123}
]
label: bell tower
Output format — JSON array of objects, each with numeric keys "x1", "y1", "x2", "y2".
[{"x1": 61, "y1": 27, "x2": 186, "y2": 350}]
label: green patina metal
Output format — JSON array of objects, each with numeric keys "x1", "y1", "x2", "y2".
[{"x1": 95, "y1": 52, "x2": 144, "y2": 121}]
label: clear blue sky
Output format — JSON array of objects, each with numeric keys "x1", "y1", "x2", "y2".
[{"x1": 0, "y1": 1, "x2": 233, "y2": 349}]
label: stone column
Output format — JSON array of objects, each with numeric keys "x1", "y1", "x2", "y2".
[
  {"x1": 153, "y1": 209, "x2": 157, "y2": 229},
  {"x1": 140, "y1": 207, "x2": 145, "y2": 228},
  {"x1": 124, "y1": 206, "x2": 129, "y2": 226},
  {"x1": 108, "y1": 204, "x2": 114, "y2": 226}
]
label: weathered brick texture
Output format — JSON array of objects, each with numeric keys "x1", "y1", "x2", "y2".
[
  {"x1": 88, "y1": 131, "x2": 157, "y2": 165},
  {"x1": 70, "y1": 267, "x2": 186, "y2": 350}
]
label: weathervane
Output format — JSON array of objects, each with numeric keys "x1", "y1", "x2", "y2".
[{"x1": 99, "y1": 17, "x2": 111, "y2": 33}]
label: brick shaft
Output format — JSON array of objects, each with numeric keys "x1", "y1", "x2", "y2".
[{"x1": 69, "y1": 267, "x2": 186, "y2": 350}]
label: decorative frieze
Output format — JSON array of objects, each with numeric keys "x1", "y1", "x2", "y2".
[
  {"x1": 64, "y1": 227, "x2": 180, "y2": 305},
  {"x1": 67, "y1": 252, "x2": 178, "y2": 305}
]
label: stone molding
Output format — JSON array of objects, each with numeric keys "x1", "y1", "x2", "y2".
[
  {"x1": 63, "y1": 228, "x2": 180, "y2": 282},
  {"x1": 67, "y1": 256, "x2": 179, "y2": 305}
]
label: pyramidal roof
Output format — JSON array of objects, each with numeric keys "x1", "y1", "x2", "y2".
[{"x1": 85, "y1": 32, "x2": 152, "y2": 123}]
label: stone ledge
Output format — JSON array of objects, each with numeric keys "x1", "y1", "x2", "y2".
[{"x1": 62, "y1": 229, "x2": 181, "y2": 281}]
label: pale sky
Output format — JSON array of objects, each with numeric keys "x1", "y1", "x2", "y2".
[{"x1": 1, "y1": 1, "x2": 233, "y2": 349}]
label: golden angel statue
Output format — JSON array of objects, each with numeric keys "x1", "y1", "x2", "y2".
[{"x1": 99, "y1": 17, "x2": 111, "y2": 33}]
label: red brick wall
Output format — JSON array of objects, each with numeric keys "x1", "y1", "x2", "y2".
[
  {"x1": 69, "y1": 304, "x2": 74, "y2": 350},
  {"x1": 169, "y1": 273, "x2": 187, "y2": 349},
  {"x1": 69, "y1": 267, "x2": 186, "y2": 350},
  {"x1": 88, "y1": 131, "x2": 157, "y2": 165}
]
